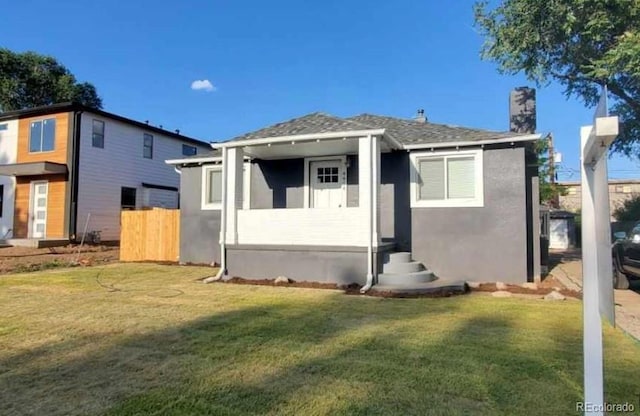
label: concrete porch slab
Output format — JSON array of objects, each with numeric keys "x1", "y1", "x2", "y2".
[
  {"x1": 370, "y1": 279, "x2": 468, "y2": 295},
  {"x1": 0, "y1": 239, "x2": 69, "y2": 249}
]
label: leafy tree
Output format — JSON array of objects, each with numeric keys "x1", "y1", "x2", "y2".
[
  {"x1": 613, "y1": 194, "x2": 640, "y2": 221},
  {"x1": 536, "y1": 135, "x2": 567, "y2": 205},
  {"x1": 474, "y1": 0, "x2": 640, "y2": 158},
  {"x1": 0, "y1": 48, "x2": 102, "y2": 112}
]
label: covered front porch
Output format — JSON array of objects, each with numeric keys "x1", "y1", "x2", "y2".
[{"x1": 214, "y1": 129, "x2": 392, "y2": 286}]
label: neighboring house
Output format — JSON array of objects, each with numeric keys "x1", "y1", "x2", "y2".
[
  {"x1": 559, "y1": 179, "x2": 640, "y2": 220},
  {"x1": 0, "y1": 103, "x2": 209, "y2": 243},
  {"x1": 168, "y1": 110, "x2": 542, "y2": 290}
]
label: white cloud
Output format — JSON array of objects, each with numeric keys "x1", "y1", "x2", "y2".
[{"x1": 191, "y1": 79, "x2": 216, "y2": 92}]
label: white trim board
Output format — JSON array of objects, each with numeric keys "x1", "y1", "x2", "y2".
[
  {"x1": 211, "y1": 129, "x2": 386, "y2": 149},
  {"x1": 403, "y1": 133, "x2": 541, "y2": 150}
]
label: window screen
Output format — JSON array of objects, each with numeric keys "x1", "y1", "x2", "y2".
[
  {"x1": 447, "y1": 157, "x2": 475, "y2": 199},
  {"x1": 418, "y1": 158, "x2": 445, "y2": 200},
  {"x1": 207, "y1": 170, "x2": 222, "y2": 204}
]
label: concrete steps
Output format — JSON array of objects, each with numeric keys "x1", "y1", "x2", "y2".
[
  {"x1": 374, "y1": 251, "x2": 467, "y2": 295},
  {"x1": 372, "y1": 279, "x2": 468, "y2": 295},
  {"x1": 378, "y1": 270, "x2": 436, "y2": 285}
]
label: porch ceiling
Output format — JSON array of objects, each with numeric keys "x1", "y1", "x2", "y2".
[{"x1": 241, "y1": 137, "x2": 392, "y2": 160}]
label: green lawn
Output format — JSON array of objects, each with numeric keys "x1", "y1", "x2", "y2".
[{"x1": 0, "y1": 263, "x2": 639, "y2": 415}]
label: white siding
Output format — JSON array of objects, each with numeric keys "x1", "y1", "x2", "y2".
[
  {"x1": 0, "y1": 120, "x2": 18, "y2": 237},
  {"x1": 77, "y1": 113, "x2": 209, "y2": 240},
  {"x1": 236, "y1": 207, "x2": 369, "y2": 246}
]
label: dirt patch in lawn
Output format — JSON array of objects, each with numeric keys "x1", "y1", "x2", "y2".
[
  {"x1": 0, "y1": 245, "x2": 119, "y2": 274},
  {"x1": 471, "y1": 282, "x2": 582, "y2": 300}
]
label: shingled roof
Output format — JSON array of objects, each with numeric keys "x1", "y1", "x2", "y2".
[
  {"x1": 225, "y1": 112, "x2": 527, "y2": 146},
  {"x1": 347, "y1": 114, "x2": 521, "y2": 145},
  {"x1": 228, "y1": 113, "x2": 373, "y2": 142}
]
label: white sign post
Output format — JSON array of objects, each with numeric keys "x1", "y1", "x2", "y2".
[{"x1": 580, "y1": 87, "x2": 619, "y2": 415}]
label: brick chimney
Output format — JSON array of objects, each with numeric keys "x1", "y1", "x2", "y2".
[{"x1": 509, "y1": 87, "x2": 536, "y2": 133}]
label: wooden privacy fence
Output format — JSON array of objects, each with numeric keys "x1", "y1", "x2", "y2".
[{"x1": 120, "y1": 208, "x2": 180, "y2": 262}]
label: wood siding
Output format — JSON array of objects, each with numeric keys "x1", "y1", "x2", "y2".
[
  {"x1": 13, "y1": 175, "x2": 68, "y2": 238},
  {"x1": 120, "y1": 208, "x2": 179, "y2": 261},
  {"x1": 17, "y1": 112, "x2": 71, "y2": 164}
]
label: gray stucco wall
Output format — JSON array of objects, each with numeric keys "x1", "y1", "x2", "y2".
[
  {"x1": 251, "y1": 159, "x2": 304, "y2": 209},
  {"x1": 179, "y1": 165, "x2": 221, "y2": 265},
  {"x1": 411, "y1": 146, "x2": 529, "y2": 283},
  {"x1": 251, "y1": 157, "x2": 360, "y2": 209},
  {"x1": 380, "y1": 152, "x2": 412, "y2": 251},
  {"x1": 226, "y1": 245, "x2": 394, "y2": 285}
]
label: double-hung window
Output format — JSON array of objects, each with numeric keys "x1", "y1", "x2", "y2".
[
  {"x1": 202, "y1": 166, "x2": 223, "y2": 209},
  {"x1": 29, "y1": 118, "x2": 56, "y2": 152},
  {"x1": 143, "y1": 133, "x2": 153, "y2": 159},
  {"x1": 410, "y1": 149, "x2": 483, "y2": 207}
]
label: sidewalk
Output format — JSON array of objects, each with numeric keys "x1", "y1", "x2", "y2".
[{"x1": 548, "y1": 249, "x2": 640, "y2": 341}]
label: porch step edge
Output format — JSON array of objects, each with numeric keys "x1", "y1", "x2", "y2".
[
  {"x1": 371, "y1": 279, "x2": 468, "y2": 295},
  {"x1": 383, "y1": 261, "x2": 424, "y2": 274},
  {"x1": 388, "y1": 252, "x2": 412, "y2": 263},
  {"x1": 377, "y1": 270, "x2": 437, "y2": 285}
]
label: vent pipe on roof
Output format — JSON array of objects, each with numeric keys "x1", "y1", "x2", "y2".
[{"x1": 414, "y1": 109, "x2": 427, "y2": 123}]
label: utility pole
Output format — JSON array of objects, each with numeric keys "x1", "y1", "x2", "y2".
[{"x1": 548, "y1": 133, "x2": 558, "y2": 208}]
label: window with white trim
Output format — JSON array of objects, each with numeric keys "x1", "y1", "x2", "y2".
[
  {"x1": 202, "y1": 166, "x2": 223, "y2": 209},
  {"x1": 410, "y1": 149, "x2": 484, "y2": 207},
  {"x1": 201, "y1": 163, "x2": 251, "y2": 210}
]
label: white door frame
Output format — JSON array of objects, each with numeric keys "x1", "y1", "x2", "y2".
[
  {"x1": 29, "y1": 180, "x2": 48, "y2": 239},
  {"x1": 303, "y1": 156, "x2": 347, "y2": 208}
]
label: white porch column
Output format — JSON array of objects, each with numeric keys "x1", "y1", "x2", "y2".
[
  {"x1": 225, "y1": 147, "x2": 244, "y2": 244},
  {"x1": 359, "y1": 135, "x2": 381, "y2": 284}
]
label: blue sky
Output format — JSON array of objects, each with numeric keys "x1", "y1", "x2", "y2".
[{"x1": 2, "y1": 0, "x2": 639, "y2": 180}]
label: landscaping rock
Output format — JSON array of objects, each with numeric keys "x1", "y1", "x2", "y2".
[
  {"x1": 274, "y1": 276, "x2": 290, "y2": 284},
  {"x1": 544, "y1": 290, "x2": 566, "y2": 301},
  {"x1": 496, "y1": 282, "x2": 508, "y2": 290},
  {"x1": 521, "y1": 282, "x2": 538, "y2": 290},
  {"x1": 492, "y1": 290, "x2": 512, "y2": 298},
  {"x1": 466, "y1": 281, "x2": 481, "y2": 289}
]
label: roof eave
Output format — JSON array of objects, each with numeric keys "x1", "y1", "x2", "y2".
[
  {"x1": 165, "y1": 156, "x2": 222, "y2": 165},
  {"x1": 211, "y1": 128, "x2": 387, "y2": 149},
  {"x1": 402, "y1": 133, "x2": 542, "y2": 150}
]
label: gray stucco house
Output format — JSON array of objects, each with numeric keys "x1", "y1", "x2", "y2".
[{"x1": 167, "y1": 110, "x2": 541, "y2": 292}]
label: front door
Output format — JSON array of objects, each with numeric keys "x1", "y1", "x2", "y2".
[
  {"x1": 310, "y1": 159, "x2": 345, "y2": 208},
  {"x1": 30, "y1": 181, "x2": 48, "y2": 238}
]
